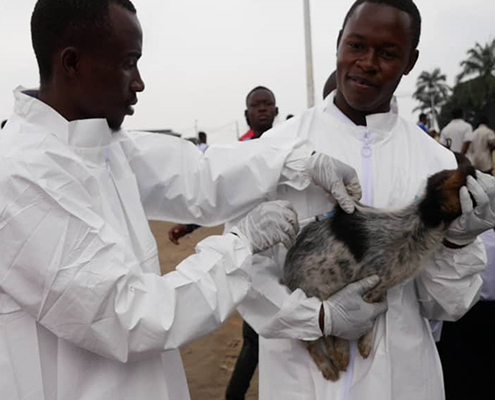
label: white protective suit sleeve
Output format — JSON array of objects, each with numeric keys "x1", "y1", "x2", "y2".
[
  {"x1": 237, "y1": 253, "x2": 324, "y2": 341},
  {"x1": 0, "y1": 155, "x2": 257, "y2": 363},
  {"x1": 119, "y1": 131, "x2": 314, "y2": 225},
  {"x1": 416, "y1": 238, "x2": 486, "y2": 321}
]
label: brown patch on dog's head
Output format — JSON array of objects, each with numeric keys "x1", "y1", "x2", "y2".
[{"x1": 421, "y1": 165, "x2": 476, "y2": 225}]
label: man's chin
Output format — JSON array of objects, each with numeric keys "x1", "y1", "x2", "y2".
[{"x1": 107, "y1": 117, "x2": 125, "y2": 132}]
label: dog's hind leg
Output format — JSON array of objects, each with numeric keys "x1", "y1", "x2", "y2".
[
  {"x1": 329, "y1": 336, "x2": 350, "y2": 371},
  {"x1": 357, "y1": 324, "x2": 376, "y2": 359},
  {"x1": 305, "y1": 338, "x2": 340, "y2": 381}
]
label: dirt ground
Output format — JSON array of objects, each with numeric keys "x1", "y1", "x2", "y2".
[{"x1": 149, "y1": 221, "x2": 259, "y2": 400}]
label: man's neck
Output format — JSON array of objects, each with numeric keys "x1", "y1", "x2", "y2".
[
  {"x1": 39, "y1": 82, "x2": 76, "y2": 122},
  {"x1": 333, "y1": 91, "x2": 391, "y2": 127}
]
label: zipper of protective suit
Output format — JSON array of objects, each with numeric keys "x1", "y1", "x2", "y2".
[{"x1": 339, "y1": 127, "x2": 374, "y2": 400}]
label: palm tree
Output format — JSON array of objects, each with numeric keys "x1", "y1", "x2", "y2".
[
  {"x1": 455, "y1": 39, "x2": 495, "y2": 109},
  {"x1": 457, "y1": 39, "x2": 495, "y2": 82},
  {"x1": 413, "y1": 68, "x2": 450, "y2": 129}
]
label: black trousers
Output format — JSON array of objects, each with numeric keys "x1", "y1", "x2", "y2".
[
  {"x1": 436, "y1": 300, "x2": 495, "y2": 400},
  {"x1": 225, "y1": 321, "x2": 259, "y2": 400}
]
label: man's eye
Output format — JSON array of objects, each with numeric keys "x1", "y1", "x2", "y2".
[
  {"x1": 123, "y1": 59, "x2": 137, "y2": 69},
  {"x1": 348, "y1": 42, "x2": 364, "y2": 50},
  {"x1": 380, "y1": 51, "x2": 397, "y2": 60}
]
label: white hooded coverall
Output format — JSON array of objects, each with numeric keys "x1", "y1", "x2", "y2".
[
  {"x1": 0, "y1": 88, "x2": 315, "y2": 400},
  {"x1": 237, "y1": 93, "x2": 486, "y2": 400}
]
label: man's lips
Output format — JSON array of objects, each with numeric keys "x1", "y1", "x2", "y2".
[
  {"x1": 347, "y1": 75, "x2": 377, "y2": 89},
  {"x1": 125, "y1": 99, "x2": 138, "y2": 115}
]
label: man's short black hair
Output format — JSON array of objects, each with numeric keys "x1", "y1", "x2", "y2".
[
  {"x1": 31, "y1": 0, "x2": 136, "y2": 82},
  {"x1": 452, "y1": 107, "x2": 463, "y2": 119},
  {"x1": 245, "y1": 86, "x2": 276, "y2": 106},
  {"x1": 419, "y1": 113, "x2": 427, "y2": 120},
  {"x1": 477, "y1": 115, "x2": 489, "y2": 127},
  {"x1": 342, "y1": 0, "x2": 421, "y2": 50},
  {"x1": 198, "y1": 131, "x2": 207, "y2": 142}
]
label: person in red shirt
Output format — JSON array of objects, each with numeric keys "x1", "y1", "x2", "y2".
[
  {"x1": 168, "y1": 86, "x2": 279, "y2": 244},
  {"x1": 225, "y1": 86, "x2": 278, "y2": 400},
  {"x1": 238, "y1": 86, "x2": 278, "y2": 142}
]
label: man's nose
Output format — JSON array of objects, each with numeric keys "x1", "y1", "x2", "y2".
[
  {"x1": 356, "y1": 49, "x2": 378, "y2": 72},
  {"x1": 131, "y1": 69, "x2": 145, "y2": 92}
]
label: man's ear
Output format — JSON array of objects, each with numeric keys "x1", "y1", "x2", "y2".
[
  {"x1": 60, "y1": 47, "x2": 80, "y2": 78},
  {"x1": 244, "y1": 110, "x2": 250, "y2": 127},
  {"x1": 404, "y1": 49, "x2": 419, "y2": 76},
  {"x1": 275, "y1": 107, "x2": 279, "y2": 117}
]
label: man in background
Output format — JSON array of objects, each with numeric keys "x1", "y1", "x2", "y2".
[
  {"x1": 196, "y1": 131, "x2": 209, "y2": 153},
  {"x1": 225, "y1": 86, "x2": 279, "y2": 400},
  {"x1": 440, "y1": 107, "x2": 473, "y2": 155},
  {"x1": 169, "y1": 86, "x2": 279, "y2": 245},
  {"x1": 239, "y1": 86, "x2": 278, "y2": 141},
  {"x1": 417, "y1": 112, "x2": 429, "y2": 132},
  {"x1": 467, "y1": 115, "x2": 495, "y2": 174}
]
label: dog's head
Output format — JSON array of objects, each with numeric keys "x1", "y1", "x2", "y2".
[{"x1": 421, "y1": 163, "x2": 476, "y2": 225}]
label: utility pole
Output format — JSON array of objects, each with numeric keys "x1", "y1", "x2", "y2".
[
  {"x1": 430, "y1": 94, "x2": 438, "y2": 131},
  {"x1": 303, "y1": 0, "x2": 315, "y2": 108}
]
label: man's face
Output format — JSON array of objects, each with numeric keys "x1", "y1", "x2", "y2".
[
  {"x1": 245, "y1": 89, "x2": 278, "y2": 135},
  {"x1": 73, "y1": 4, "x2": 145, "y2": 130},
  {"x1": 335, "y1": 3, "x2": 418, "y2": 116}
]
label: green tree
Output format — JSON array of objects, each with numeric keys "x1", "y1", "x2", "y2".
[
  {"x1": 456, "y1": 39, "x2": 495, "y2": 109},
  {"x1": 439, "y1": 39, "x2": 495, "y2": 129},
  {"x1": 413, "y1": 68, "x2": 450, "y2": 129},
  {"x1": 458, "y1": 39, "x2": 495, "y2": 82}
]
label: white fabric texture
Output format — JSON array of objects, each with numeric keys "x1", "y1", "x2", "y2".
[
  {"x1": 237, "y1": 92, "x2": 486, "y2": 400},
  {"x1": 439, "y1": 118, "x2": 473, "y2": 153},
  {"x1": 468, "y1": 124, "x2": 495, "y2": 172},
  {"x1": 480, "y1": 229, "x2": 495, "y2": 300},
  {"x1": 0, "y1": 87, "x2": 318, "y2": 400}
]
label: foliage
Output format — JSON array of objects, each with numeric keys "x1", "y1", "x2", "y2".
[
  {"x1": 412, "y1": 68, "x2": 450, "y2": 128},
  {"x1": 414, "y1": 39, "x2": 495, "y2": 130}
]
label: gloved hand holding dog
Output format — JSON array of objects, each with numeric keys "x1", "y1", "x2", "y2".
[
  {"x1": 445, "y1": 171, "x2": 495, "y2": 246},
  {"x1": 257, "y1": 275, "x2": 387, "y2": 341},
  {"x1": 307, "y1": 152, "x2": 362, "y2": 214}
]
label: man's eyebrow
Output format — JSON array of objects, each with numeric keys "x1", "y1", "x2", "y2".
[
  {"x1": 345, "y1": 34, "x2": 401, "y2": 48},
  {"x1": 381, "y1": 42, "x2": 401, "y2": 49},
  {"x1": 345, "y1": 33, "x2": 365, "y2": 40}
]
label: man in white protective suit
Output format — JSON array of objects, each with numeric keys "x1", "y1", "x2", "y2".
[
  {"x1": 0, "y1": 1, "x2": 390, "y2": 400},
  {"x1": 235, "y1": 0, "x2": 495, "y2": 399}
]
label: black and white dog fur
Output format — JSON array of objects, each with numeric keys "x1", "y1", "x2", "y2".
[{"x1": 283, "y1": 164, "x2": 476, "y2": 381}]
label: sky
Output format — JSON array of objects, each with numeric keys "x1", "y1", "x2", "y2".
[{"x1": 1, "y1": 0, "x2": 494, "y2": 143}]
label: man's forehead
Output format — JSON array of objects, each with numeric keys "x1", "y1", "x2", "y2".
[
  {"x1": 248, "y1": 90, "x2": 274, "y2": 103},
  {"x1": 343, "y1": 2, "x2": 412, "y2": 43},
  {"x1": 107, "y1": 3, "x2": 142, "y2": 45}
]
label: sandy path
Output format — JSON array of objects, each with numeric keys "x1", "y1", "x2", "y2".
[{"x1": 149, "y1": 221, "x2": 259, "y2": 400}]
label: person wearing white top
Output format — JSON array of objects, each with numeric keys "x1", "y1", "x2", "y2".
[
  {"x1": 439, "y1": 108, "x2": 474, "y2": 155},
  {"x1": 196, "y1": 131, "x2": 209, "y2": 153},
  {"x1": 467, "y1": 116, "x2": 495, "y2": 173},
  {"x1": 0, "y1": 1, "x2": 387, "y2": 400},
  {"x1": 232, "y1": 1, "x2": 495, "y2": 399}
]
